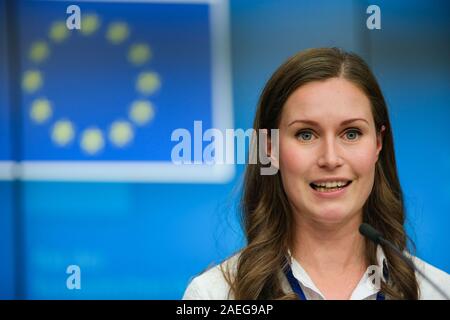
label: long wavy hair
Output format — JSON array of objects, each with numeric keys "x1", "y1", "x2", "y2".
[{"x1": 223, "y1": 47, "x2": 419, "y2": 299}]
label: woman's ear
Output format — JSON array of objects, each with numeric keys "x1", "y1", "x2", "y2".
[{"x1": 376, "y1": 125, "x2": 386, "y2": 159}]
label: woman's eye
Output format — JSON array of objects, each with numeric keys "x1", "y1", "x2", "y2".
[
  {"x1": 295, "y1": 129, "x2": 362, "y2": 142},
  {"x1": 296, "y1": 130, "x2": 314, "y2": 141},
  {"x1": 344, "y1": 129, "x2": 361, "y2": 140}
]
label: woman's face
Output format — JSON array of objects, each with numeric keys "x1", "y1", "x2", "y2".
[{"x1": 276, "y1": 77, "x2": 384, "y2": 226}]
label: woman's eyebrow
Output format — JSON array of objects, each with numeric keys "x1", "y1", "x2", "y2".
[{"x1": 288, "y1": 118, "x2": 369, "y2": 127}]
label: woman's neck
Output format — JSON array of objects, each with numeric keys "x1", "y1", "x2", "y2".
[
  {"x1": 291, "y1": 213, "x2": 367, "y2": 298},
  {"x1": 292, "y1": 213, "x2": 366, "y2": 271}
]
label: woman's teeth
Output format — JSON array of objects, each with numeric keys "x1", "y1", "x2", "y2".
[
  {"x1": 315, "y1": 186, "x2": 344, "y2": 192},
  {"x1": 310, "y1": 181, "x2": 352, "y2": 192}
]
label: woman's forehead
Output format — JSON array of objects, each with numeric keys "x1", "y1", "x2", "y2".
[{"x1": 281, "y1": 78, "x2": 373, "y2": 124}]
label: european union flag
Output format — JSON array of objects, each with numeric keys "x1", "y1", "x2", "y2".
[{"x1": 10, "y1": 0, "x2": 233, "y2": 182}]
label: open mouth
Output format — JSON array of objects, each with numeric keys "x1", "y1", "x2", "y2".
[{"x1": 309, "y1": 181, "x2": 352, "y2": 193}]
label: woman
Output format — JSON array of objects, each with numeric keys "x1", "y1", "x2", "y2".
[{"x1": 183, "y1": 48, "x2": 450, "y2": 300}]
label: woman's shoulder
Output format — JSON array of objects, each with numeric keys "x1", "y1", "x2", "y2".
[
  {"x1": 411, "y1": 255, "x2": 450, "y2": 300},
  {"x1": 182, "y1": 253, "x2": 240, "y2": 300}
]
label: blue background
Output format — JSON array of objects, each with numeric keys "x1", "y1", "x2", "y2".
[{"x1": 0, "y1": 0, "x2": 449, "y2": 299}]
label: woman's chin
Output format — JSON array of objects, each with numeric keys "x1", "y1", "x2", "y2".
[{"x1": 310, "y1": 208, "x2": 356, "y2": 225}]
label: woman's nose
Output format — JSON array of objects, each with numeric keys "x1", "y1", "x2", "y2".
[{"x1": 317, "y1": 137, "x2": 343, "y2": 168}]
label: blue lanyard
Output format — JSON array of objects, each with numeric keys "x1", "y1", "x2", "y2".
[{"x1": 284, "y1": 264, "x2": 385, "y2": 300}]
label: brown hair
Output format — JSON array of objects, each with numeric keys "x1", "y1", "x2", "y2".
[{"x1": 223, "y1": 47, "x2": 419, "y2": 299}]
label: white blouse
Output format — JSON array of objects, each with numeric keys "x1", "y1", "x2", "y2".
[{"x1": 183, "y1": 246, "x2": 450, "y2": 300}]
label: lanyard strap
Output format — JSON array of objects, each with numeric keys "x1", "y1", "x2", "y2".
[{"x1": 284, "y1": 264, "x2": 385, "y2": 300}]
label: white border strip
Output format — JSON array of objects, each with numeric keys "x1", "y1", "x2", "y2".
[
  {"x1": 19, "y1": 161, "x2": 235, "y2": 183},
  {"x1": 0, "y1": 161, "x2": 16, "y2": 180},
  {"x1": 4, "y1": 0, "x2": 234, "y2": 183}
]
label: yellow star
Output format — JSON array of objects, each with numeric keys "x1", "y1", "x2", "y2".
[
  {"x1": 129, "y1": 100, "x2": 155, "y2": 126},
  {"x1": 30, "y1": 98, "x2": 52, "y2": 124},
  {"x1": 81, "y1": 128, "x2": 104, "y2": 155},
  {"x1": 49, "y1": 21, "x2": 69, "y2": 43},
  {"x1": 29, "y1": 41, "x2": 50, "y2": 63},
  {"x1": 128, "y1": 43, "x2": 151, "y2": 65},
  {"x1": 22, "y1": 70, "x2": 43, "y2": 93},
  {"x1": 80, "y1": 14, "x2": 100, "y2": 36},
  {"x1": 136, "y1": 72, "x2": 161, "y2": 95},
  {"x1": 106, "y1": 22, "x2": 130, "y2": 44},
  {"x1": 109, "y1": 121, "x2": 134, "y2": 147},
  {"x1": 51, "y1": 120, "x2": 75, "y2": 146}
]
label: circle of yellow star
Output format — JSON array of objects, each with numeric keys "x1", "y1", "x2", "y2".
[{"x1": 25, "y1": 13, "x2": 162, "y2": 156}]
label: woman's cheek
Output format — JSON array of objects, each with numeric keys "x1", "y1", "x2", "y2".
[
  {"x1": 279, "y1": 143, "x2": 309, "y2": 174},
  {"x1": 347, "y1": 146, "x2": 379, "y2": 172}
]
